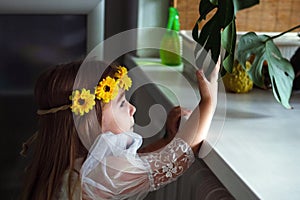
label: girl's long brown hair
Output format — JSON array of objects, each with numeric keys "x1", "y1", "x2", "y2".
[
  {"x1": 21, "y1": 61, "x2": 121, "y2": 200},
  {"x1": 21, "y1": 61, "x2": 88, "y2": 200}
]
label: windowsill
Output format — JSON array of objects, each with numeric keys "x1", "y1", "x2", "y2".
[{"x1": 125, "y1": 55, "x2": 300, "y2": 200}]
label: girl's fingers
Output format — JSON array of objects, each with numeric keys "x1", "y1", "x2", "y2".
[
  {"x1": 209, "y1": 57, "x2": 221, "y2": 82},
  {"x1": 180, "y1": 108, "x2": 192, "y2": 117},
  {"x1": 168, "y1": 106, "x2": 191, "y2": 119},
  {"x1": 166, "y1": 107, "x2": 192, "y2": 135}
]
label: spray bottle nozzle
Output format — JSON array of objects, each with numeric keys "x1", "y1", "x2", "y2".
[{"x1": 167, "y1": 7, "x2": 180, "y2": 31}]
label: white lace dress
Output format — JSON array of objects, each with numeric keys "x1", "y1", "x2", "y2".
[
  {"x1": 58, "y1": 133, "x2": 194, "y2": 200},
  {"x1": 60, "y1": 132, "x2": 195, "y2": 200}
]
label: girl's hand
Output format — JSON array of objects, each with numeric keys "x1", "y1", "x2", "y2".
[
  {"x1": 165, "y1": 106, "x2": 192, "y2": 142},
  {"x1": 138, "y1": 106, "x2": 191, "y2": 153}
]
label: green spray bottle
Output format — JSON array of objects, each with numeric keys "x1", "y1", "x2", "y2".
[{"x1": 160, "y1": 6, "x2": 182, "y2": 66}]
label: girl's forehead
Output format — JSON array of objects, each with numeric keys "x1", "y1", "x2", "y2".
[
  {"x1": 102, "y1": 89, "x2": 125, "y2": 108},
  {"x1": 115, "y1": 90, "x2": 125, "y2": 103}
]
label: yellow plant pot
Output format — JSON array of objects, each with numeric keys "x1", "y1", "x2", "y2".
[{"x1": 223, "y1": 61, "x2": 253, "y2": 93}]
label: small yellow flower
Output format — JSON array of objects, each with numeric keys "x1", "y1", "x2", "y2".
[
  {"x1": 95, "y1": 76, "x2": 119, "y2": 103},
  {"x1": 115, "y1": 66, "x2": 132, "y2": 90},
  {"x1": 115, "y1": 66, "x2": 128, "y2": 79},
  {"x1": 119, "y1": 74, "x2": 132, "y2": 91},
  {"x1": 70, "y1": 89, "x2": 95, "y2": 116}
]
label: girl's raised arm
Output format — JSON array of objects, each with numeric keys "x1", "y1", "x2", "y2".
[{"x1": 176, "y1": 58, "x2": 220, "y2": 153}]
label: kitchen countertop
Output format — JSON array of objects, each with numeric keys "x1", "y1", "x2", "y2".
[{"x1": 126, "y1": 55, "x2": 300, "y2": 200}]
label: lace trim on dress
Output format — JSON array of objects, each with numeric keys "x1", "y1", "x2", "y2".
[{"x1": 142, "y1": 137, "x2": 195, "y2": 191}]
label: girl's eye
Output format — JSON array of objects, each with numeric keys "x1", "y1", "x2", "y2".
[{"x1": 120, "y1": 100, "x2": 125, "y2": 107}]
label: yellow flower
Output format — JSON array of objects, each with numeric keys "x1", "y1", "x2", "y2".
[
  {"x1": 95, "y1": 76, "x2": 119, "y2": 103},
  {"x1": 70, "y1": 89, "x2": 95, "y2": 116},
  {"x1": 114, "y1": 66, "x2": 132, "y2": 90},
  {"x1": 115, "y1": 66, "x2": 128, "y2": 79},
  {"x1": 119, "y1": 74, "x2": 132, "y2": 91}
]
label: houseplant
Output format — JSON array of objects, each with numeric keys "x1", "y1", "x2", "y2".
[{"x1": 192, "y1": 0, "x2": 298, "y2": 109}]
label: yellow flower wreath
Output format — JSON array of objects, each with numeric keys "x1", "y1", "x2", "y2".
[{"x1": 38, "y1": 67, "x2": 132, "y2": 116}]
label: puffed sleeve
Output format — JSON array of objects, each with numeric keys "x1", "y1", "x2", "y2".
[
  {"x1": 140, "y1": 137, "x2": 195, "y2": 191},
  {"x1": 80, "y1": 132, "x2": 194, "y2": 200}
]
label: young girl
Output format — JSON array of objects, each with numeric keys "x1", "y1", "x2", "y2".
[{"x1": 21, "y1": 58, "x2": 219, "y2": 200}]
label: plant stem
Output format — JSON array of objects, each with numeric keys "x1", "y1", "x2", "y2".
[{"x1": 265, "y1": 24, "x2": 300, "y2": 42}]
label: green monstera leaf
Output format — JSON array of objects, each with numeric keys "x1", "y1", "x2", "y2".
[
  {"x1": 237, "y1": 32, "x2": 295, "y2": 109},
  {"x1": 192, "y1": 0, "x2": 259, "y2": 75},
  {"x1": 192, "y1": 0, "x2": 234, "y2": 75}
]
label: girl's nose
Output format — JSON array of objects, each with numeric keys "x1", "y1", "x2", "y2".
[{"x1": 129, "y1": 103, "x2": 136, "y2": 116}]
